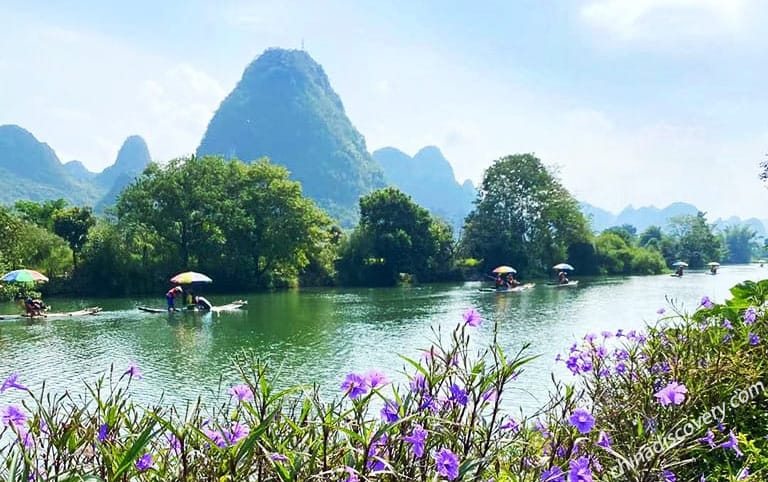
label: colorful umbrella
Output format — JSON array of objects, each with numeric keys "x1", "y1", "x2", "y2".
[
  {"x1": 672, "y1": 261, "x2": 688, "y2": 267},
  {"x1": 1, "y1": 269, "x2": 49, "y2": 283},
  {"x1": 552, "y1": 263, "x2": 575, "y2": 271},
  {"x1": 170, "y1": 271, "x2": 213, "y2": 284},
  {"x1": 707, "y1": 262, "x2": 720, "y2": 266},
  {"x1": 492, "y1": 266, "x2": 517, "y2": 274}
]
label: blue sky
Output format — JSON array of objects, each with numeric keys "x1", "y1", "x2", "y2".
[{"x1": 2, "y1": 0, "x2": 768, "y2": 219}]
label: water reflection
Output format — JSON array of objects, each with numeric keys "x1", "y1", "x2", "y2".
[{"x1": 0, "y1": 265, "x2": 763, "y2": 413}]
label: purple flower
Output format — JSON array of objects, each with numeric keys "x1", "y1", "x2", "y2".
[
  {"x1": 568, "y1": 457, "x2": 592, "y2": 482},
  {"x1": 97, "y1": 423, "x2": 108, "y2": 442},
  {"x1": 410, "y1": 373, "x2": 427, "y2": 393},
  {"x1": 700, "y1": 296, "x2": 713, "y2": 309},
  {"x1": 365, "y1": 370, "x2": 388, "y2": 388},
  {"x1": 419, "y1": 393, "x2": 438, "y2": 412},
  {"x1": 482, "y1": 389, "x2": 497, "y2": 404},
  {"x1": 269, "y1": 452, "x2": 289, "y2": 462},
  {"x1": 380, "y1": 400, "x2": 399, "y2": 422},
  {"x1": 403, "y1": 424, "x2": 427, "y2": 457},
  {"x1": 601, "y1": 330, "x2": 613, "y2": 339},
  {"x1": 17, "y1": 428, "x2": 33, "y2": 449},
  {"x1": 124, "y1": 363, "x2": 142, "y2": 380},
  {"x1": 433, "y1": 448, "x2": 460, "y2": 480},
  {"x1": 541, "y1": 466, "x2": 565, "y2": 482},
  {"x1": 738, "y1": 467, "x2": 750, "y2": 480},
  {"x1": 225, "y1": 422, "x2": 249, "y2": 445},
  {"x1": 463, "y1": 308, "x2": 482, "y2": 327},
  {"x1": 749, "y1": 333, "x2": 760, "y2": 345},
  {"x1": 662, "y1": 470, "x2": 676, "y2": 481},
  {"x1": 203, "y1": 428, "x2": 226, "y2": 448},
  {"x1": 657, "y1": 307, "x2": 666, "y2": 315},
  {"x1": 744, "y1": 307, "x2": 757, "y2": 324},
  {"x1": 166, "y1": 432, "x2": 181, "y2": 454},
  {"x1": 722, "y1": 319, "x2": 733, "y2": 329},
  {"x1": 449, "y1": 384, "x2": 468, "y2": 406},
  {"x1": 596, "y1": 430, "x2": 612, "y2": 449},
  {"x1": 228, "y1": 384, "x2": 254, "y2": 402},
  {"x1": 1, "y1": 405, "x2": 27, "y2": 427},
  {"x1": 366, "y1": 434, "x2": 388, "y2": 471},
  {"x1": 501, "y1": 417, "x2": 520, "y2": 433},
  {"x1": 136, "y1": 453, "x2": 153, "y2": 471},
  {"x1": 720, "y1": 430, "x2": 743, "y2": 457},
  {"x1": 615, "y1": 362, "x2": 627, "y2": 374},
  {"x1": 535, "y1": 419, "x2": 551, "y2": 438},
  {"x1": 341, "y1": 373, "x2": 368, "y2": 399},
  {"x1": 344, "y1": 466, "x2": 359, "y2": 482},
  {"x1": 654, "y1": 382, "x2": 687, "y2": 406},
  {"x1": 594, "y1": 345, "x2": 607, "y2": 359},
  {"x1": 569, "y1": 408, "x2": 595, "y2": 434},
  {"x1": 698, "y1": 429, "x2": 715, "y2": 448},
  {"x1": 1, "y1": 373, "x2": 28, "y2": 393}
]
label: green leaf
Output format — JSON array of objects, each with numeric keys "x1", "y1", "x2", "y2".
[{"x1": 113, "y1": 420, "x2": 158, "y2": 478}]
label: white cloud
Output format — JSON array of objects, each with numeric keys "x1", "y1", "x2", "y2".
[{"x1": 581, "y1": 0, "x2": 750, "y2": 41}]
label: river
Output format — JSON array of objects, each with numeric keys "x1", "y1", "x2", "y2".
[{"x1": 0, "y1": 265, "x2": 764, "y2": 413}]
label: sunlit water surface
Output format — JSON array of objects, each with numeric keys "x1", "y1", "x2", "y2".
[{"x1": 0, "y1": 265, "x2": 763, "y2": 413}]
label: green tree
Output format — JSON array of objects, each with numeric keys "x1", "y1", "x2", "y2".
[
  {"x1": 668, "y1": 212, "x2": 722, "y2": 268},
  {"x1": 638, "y1": 225, "x2": 663, "y2": 248},
  {"x1": 115, "y1": 155, "x2": 332, "y2": 291},
  {"x1": 14, "y1": 199, "x2": 68, "y2": 231},
  {"x1": 722, "y1": 224, "x2": 757, "y2": 264},
  {"x1": 53, "y1": 206, "x2": 96, "y2": 269},
  {"x1": 461, "y1": 153, "x2": 591, "y2": 274},
  {"x1": 603, "y1": 224, "x2": 637, "y2": 246},
  {"x1": 337, "y1": 187, "x2": 454, "y2": 285}
]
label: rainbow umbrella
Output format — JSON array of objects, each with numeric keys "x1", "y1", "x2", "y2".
[
  {"x1": 492, "y1": 266, "x2": 517, "y2": 274},
  {"x1": 170, "y1": 271, "x2": 213, "y2": 284},
  {"x1": 1, "y1": 269, "x2": 49, "y2": 283}
]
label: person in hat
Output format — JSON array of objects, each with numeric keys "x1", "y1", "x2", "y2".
[{"x1": 166, "y1": 286, "x2": 183, "y2": 311}]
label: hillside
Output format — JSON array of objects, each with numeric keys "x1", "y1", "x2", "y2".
[
  {"x1": 0, "y1": 125, "x2": 101, "y2": 206},
  {"x1": 373, "y1": 146, "x2": 474, "y2": 229},
  {"x1": 94, "y1": 135, "x2": 152, "y2": 211},
  {"x1": 197, "y1": 48, "x2": 384, "y2": 225}
]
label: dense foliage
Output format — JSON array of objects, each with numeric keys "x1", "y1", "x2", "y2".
[
  {"x1": 461, "y1": 153, "x2": 592, "y2": 274},
  {"x1": 80, "y1": 155, "x2": 336, "y2": 293},
  {"x1": 197, "y1": 48, "x2": 385, "y2": 226},
  {"x1": 336, "y1": 187, "x2": 456, "y2": 285}
]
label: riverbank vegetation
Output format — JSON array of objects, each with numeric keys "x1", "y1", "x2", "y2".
[
  {"x1": 0, "y1": 280, "x2": 766, "y2": 480},
  {"x1": 0, "y1": 153, "x2": 756, "y2": 295}
]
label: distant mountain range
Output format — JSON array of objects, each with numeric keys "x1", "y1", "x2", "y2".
[
  {"x1": 373, "y1": 146, "x2": 475, "y2": 230},
  {"x1": 581, "y1": 201, "x2": 767, "y2": 237},
  {"x1": 0, "y1": 47, "x2": 764, "y2": 238},
  {"x1": 0, "y1": 125, "x2": 148, "y2": 210}
]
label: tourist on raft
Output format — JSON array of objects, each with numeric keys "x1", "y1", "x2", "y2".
[
  {"x1": 194, "y1": 295, "x2": 213, "y2": 311},
  {"x1": 166, "y1": 286, "x2": 183, "y2": 311},
  {"x1": 17, "y1": 294, "x2": 46, "y2": 316},
  {"x1": 558, "y1": 270, "x2": 569, "y2": 284},
  {"x1": 505, "y1": 273, "x2": 521, "y2": 289}
]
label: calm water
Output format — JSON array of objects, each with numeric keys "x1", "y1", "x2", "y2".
[{"x1": 0, "y1": 265, "x2": 764, "y2": 412}]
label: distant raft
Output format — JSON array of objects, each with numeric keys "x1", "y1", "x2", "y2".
[{"x1": 0, "y1": 307, "x2": 103, "y2": 320}]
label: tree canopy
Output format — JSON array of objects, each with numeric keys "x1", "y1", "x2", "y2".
[
  {"x1": 336, "y1": 187, "x2": 455, "y2": 285},
  {"x1": 460, "y1": 154, "x2": 591, "y2": 274}
]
